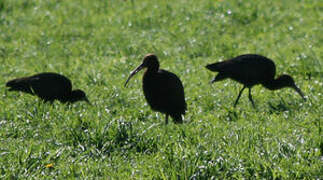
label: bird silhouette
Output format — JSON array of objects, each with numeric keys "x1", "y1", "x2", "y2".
[
  {"x1": 125, "y1": 54, "x2": 187, "y2": 124},
  {"x1": 206, "y1": 54, "x2": 305, "y2": 107},
  {"x1": 6, "y1": 72, "x2": 89, "y2": 104}
]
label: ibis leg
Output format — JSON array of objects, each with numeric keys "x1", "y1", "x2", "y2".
[
  {"x1": 165, "y1": 114, "x2": 169, "y2": 125},
  {"x1": 248, "y1": 88, "x2": 256, "y2": 108},
  {"x1": 234, "y1": 86, "x2": 246, "y2": 107},
  {"x1": 171, "y1": 114, "x2": 183, "y2": 124}
]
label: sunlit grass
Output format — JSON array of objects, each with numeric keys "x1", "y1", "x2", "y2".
[{"x1": 0, "y1": 0, "x2": 322, "y2": 179}]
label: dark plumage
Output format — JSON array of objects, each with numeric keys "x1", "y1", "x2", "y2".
[
  {"x1": 206, "y1": 54, "x2": 305, "y2": 107},
  {"x1": 6, "y1": 72, "x2": 89, "y2": 103},
  {"x1": 125, "y1": 54, "x2": 187, "y2": 124}
]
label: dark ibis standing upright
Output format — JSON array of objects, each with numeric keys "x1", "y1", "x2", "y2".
[
  {"x1": 6, "y1": 72, "x2": 89, "y2": 104},
  {"x1": 205, "y1": 54, "x2": 305, "y2": 107},
  {"x1": 125, "y1": 54, "x2": 187, "y2": 124}
]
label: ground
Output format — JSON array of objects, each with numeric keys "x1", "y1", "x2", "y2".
[{"x1": 0, "y1": 0, "x2": 322, "y2": 179}]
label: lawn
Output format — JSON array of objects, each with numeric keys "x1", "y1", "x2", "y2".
[{"x1": 0, "y1": 0, "x2": 322, "y2": 179}]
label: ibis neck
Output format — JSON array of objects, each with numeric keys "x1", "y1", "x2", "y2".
[
  {"x1": 263, "y1": 78, "x2": 288, "y2": 90},
  {"x1": 58, "y1": 92, "x2": 78, "y2": 103},
  {"x1": 146, "y1": 66, "x2": 159, "y2": 74}
]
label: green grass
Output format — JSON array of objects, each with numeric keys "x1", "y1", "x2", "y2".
[{"x1": 0, "y1": 0, "x2": 322, "y2": 179}]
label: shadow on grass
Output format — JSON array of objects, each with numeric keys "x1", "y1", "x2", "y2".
[
  {"x1": 0, "y1": 1, "x2": 4, "y2": 13},
  {"x1": 267, "y1": 101, "x2": 289, "y2": 113},
  {"x1": 219, "y1": 108, "x2": 240, "y2": 122},
  {"x1": 266, "y1": 97, "x2": 304, "y2": 114}
]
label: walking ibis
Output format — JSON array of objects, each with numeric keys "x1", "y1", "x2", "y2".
[{"x1": 206, "y1": 54, "x2": 305, "y2": 107}]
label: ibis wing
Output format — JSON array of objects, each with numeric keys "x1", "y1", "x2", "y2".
[{"x1": 143, "y1": 70, "x2": 187, "y2": 115}]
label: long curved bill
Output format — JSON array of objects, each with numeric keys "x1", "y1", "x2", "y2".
[
  {"x1": 124, "y1": 64, "x2": 144, "y2": 87},
  {"x1": 293, "y1": 86, "x2": 306, "y2": 100}
]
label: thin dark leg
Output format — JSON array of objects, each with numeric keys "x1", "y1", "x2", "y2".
[
  {"x1": 165, "y1": 114, "x2": 169, "y2": 125},
  {"x1": 248, "y1": 88, "x2": 256, "y2": 108},
  {"x1": 234, "y1": 86, "x2": 246, "y2": 107}
]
